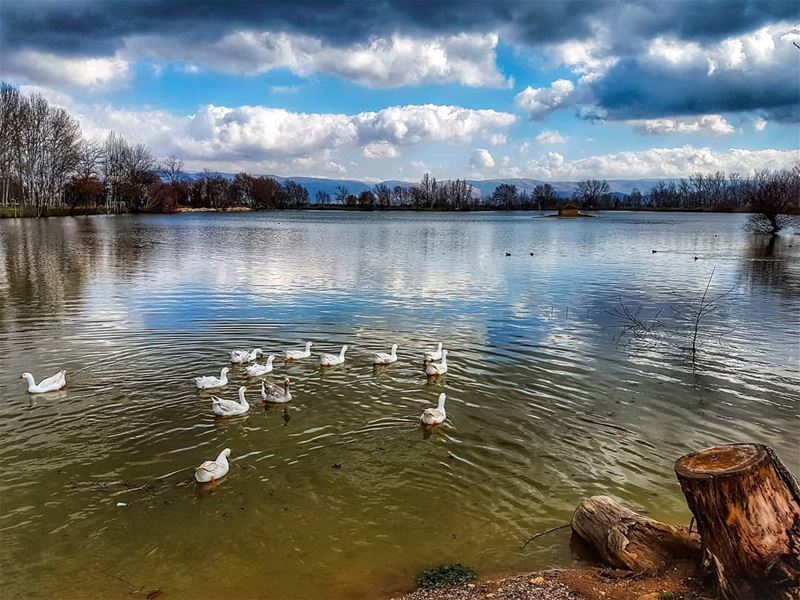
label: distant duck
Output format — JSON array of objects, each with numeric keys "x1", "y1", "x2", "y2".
[
  {"x1": 284, "y1": 342, "x2": 313, "y2": 361},
  {"x1": 373, "y1": 344, "x2": 399, "y2": 365},
  {"x1": 651, "y1": 249, "x2": 657, "y2": 254},
  {"x1": 230, "y1": 348, "x2": 263, "y2": 364},
  {"x1": 505, "y1": 252, "x2": 511, "y2": 257},
  {"x1": 420, "y1": 393, "x2": 447, "y2": 426},
  {"x1": 529, "y1": 252, "x2": 534, "y2": 256},
  {"x1": 211, "y1": 386, "x2": 250, "y2": 417},
  {"x1": 245, "y1": 355, "x2": 275, "y2": 377},
  {"x1": 195, "y1": 367, "x2": 230, "y2": 390},
  {"x1": 320, "y1": 345, "x2": 348, "y2": 367},
  {"x1": 20, "y1": 370, "x2": 66, "y2": 394},
  {"x1": 423, "y1": 342, "x2": 443, "y2": 363},
  {"x1": 693, "y1": 256, "x2": 699, "y2": 261},
  {"x1": 262, "y1": 377, "x2": 292, "y2": 403},
  {"x1": 425, "y1": 349, "x2": 448, "y2": 377},
  {"x1": 194, "y1": 448, "x2": 231, "y2": 484}
]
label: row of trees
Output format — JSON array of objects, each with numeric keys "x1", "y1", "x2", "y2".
[{"x1": 1, "y1": 82, "x2": 797, "y2": 231}]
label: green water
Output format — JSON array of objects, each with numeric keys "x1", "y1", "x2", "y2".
[{"x1": 0, "y1": 211, "x2": 798, "y2": 599}]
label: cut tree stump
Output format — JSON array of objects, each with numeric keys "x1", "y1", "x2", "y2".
[
  {"x1": 675, "y1": 443, "x2": 800, "y2": 600},
  {"x1": 571, "y1": 495, "x2": 701, "y2": 572}
]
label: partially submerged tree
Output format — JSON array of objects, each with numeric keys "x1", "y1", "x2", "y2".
[{"x1": 744, "y1": 167, "x2": 800, "y2": 235}]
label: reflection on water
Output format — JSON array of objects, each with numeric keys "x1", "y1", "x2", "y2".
[{"x1": 0, "y1": 212, "x2": 798, "y2": 600}]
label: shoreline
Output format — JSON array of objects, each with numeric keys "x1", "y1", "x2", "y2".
[
  {"x1": 1, "y1": 205, "x2": 761, "y2": 219},
  {"x1": 392, "y1": 561, "x2": 704, "y2": 600}
]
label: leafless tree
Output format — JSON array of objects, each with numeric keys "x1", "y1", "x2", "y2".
[
  {"x1": 574, "y1": 179, "x2": 610, "y2": 209},
  {"x1": 76, "y1": 141, "x2": 104, "y2": 180},
  {"x1": 743, "y1": 167, "x2": 800, "y2": 235},
  {"x1": 532, "y1": 183, "x2": 557, "y2": 210},
  {"x1": 160, "y1": 154, "x2": 185, "y2": 187},
  {"x1": 14, "y1": 92, "x2": 81, "y2": 216}
]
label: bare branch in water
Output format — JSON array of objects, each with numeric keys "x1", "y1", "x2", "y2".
[
  {"x1": 605, "y1": 297, "x2": 665, "y2": 349},
  {"x1": 672, "y1": 267, "x2": 735, "y2": 372}
]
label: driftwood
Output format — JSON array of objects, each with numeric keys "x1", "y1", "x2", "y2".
[
  {"x1": 571, "y1": 495, "x2": 700, "y2": 572},
  {"x1": 675, "y1": 444, "x2": 800, "y2": 600}
]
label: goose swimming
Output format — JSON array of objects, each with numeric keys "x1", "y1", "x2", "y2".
[{"x1": 20, "y1": 370, "x2": 66, "y2": 394}]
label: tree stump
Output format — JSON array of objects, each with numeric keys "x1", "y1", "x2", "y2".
[
  {"x1": 675, "y1": 444, "x2": 800, "y2": 600},
  {"x1": 571, "y1": 495, "x2": 701, "y2": 572}
]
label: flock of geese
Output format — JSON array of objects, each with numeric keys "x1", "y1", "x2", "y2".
[{"x1": 19, "y1": 341, "x2": 451, "y2": 485}]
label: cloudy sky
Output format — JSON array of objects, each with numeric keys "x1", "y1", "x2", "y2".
[{"x1": 2, "y1": 0, "x2": 799, "y2": 181}]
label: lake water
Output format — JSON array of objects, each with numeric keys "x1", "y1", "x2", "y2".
[{"x1": 1, "y1": 211, "x2": 798, "y2": 599}]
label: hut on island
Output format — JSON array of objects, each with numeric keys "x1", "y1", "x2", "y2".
[{"x1": 558, "y1": 203, "x2": 580, "y2": 217}]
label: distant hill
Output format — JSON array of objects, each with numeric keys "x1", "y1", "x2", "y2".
[{"x1": 186, "y1": 172, "x2": 671, "y2": 201}]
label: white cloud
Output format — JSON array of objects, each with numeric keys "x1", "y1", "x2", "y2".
[
  {"x1": 488, "y1": 133, "x2": 508, "y2": 146},
  {"x1": 3, "y1": 50, "x2": 130, "y2": 89},
  {"x1": 647, "y1": 25, "x2": 787, "y2": 74},
  {"x1": 753, "y1": 117, "x2": 768, "y2": 132},
  {"x1": 409, "y1": 160, "x2": 429, "y2": 174},
  {"x1": 551, "y1": 38, "x2": 618, "y2": 83},
  {"x1": 535, "y1": 129, "x2": 567, "y2": 144},
  {"x1": 631, "y1": 115, "x2": 735, "y2": 135},
  {"x1": 469, "y1": 148, "x2": 495, "y2": 169},
  {"x1": 514, "y1": 79, "x2": 575, "y2": 120},
  {"x1": 125, "y1": 31, "x2": 509, "y2": 88},
  {"x1": 37, "y1": 89, "x2": 515, "y2": 175},
  {"x1": 523, "y1": 146, "x2": 800, "y2": 179},
  {"x1": 361, "y1": 141, "x2": 400, "y2": 159}
]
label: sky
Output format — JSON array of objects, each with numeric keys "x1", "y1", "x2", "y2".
[{"x1": 1, "y1": 0, "x2": 799, "y2": 182}]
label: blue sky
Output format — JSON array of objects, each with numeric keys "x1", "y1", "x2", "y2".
[{"x1": 1, "y1": 0, "x2": 798, "y2": 181}]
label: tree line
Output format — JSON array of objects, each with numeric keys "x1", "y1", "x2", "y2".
[{"x1": 1, "y1": 81, "x2": 797, "y2": 232}]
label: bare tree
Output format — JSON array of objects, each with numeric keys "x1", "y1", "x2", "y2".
[
  {"x1": 283, "y1": 180, "x2": 309, "y2": 209},
  {"x1": 0, "y1": 82, "x2": 22, "y2": 207},
  {"x1": 532, "y1": 183, "x2": 557, "y2": 210},
  {"x1": 315, "y1": 190, "x2": 331, "y2": 205},
  {"x1": 574, "y1": 179, "x2": 610, "y2": 209},
  {"x1": 744, "y1": 167, "x2": 800, "y2": 235},
  {"x1": 160, "y1": 154, "x2": 184, "y2": 187},
  {"x1": 334, "y1": 185, "x2": 349, "y2": 205},
  {"x1": 373, "y1": 183, "x2": 391, "y2": 208},
  {"x1": 15, "y1": 93, "x2": 81, "y2": 216},
  {"x1": 490, "y1": 183, "x2": 518, "y2": 209}
]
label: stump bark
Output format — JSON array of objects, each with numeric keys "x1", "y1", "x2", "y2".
[
  {"x1": 571, "y1": 495, "x2": 701, "y2": 572},
  {"x1": 675, "y1": 443, "x2": 800, "y2": 600}
]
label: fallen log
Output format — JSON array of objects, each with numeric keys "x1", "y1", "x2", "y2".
[
  {"x1": 571, "y1": 495, "x2": 701, "y2": 572},
  {"x1": 675, "y1": 443, "x2": 800, "y2": 600}
]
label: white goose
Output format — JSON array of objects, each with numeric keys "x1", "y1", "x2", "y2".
[
  {"x1": 20, "y1": 370, "x2": 66, "y2": 394},
  {"x1": 284, "y1": 342, "x2": 313, "y2": 362},
  {"x1": 245, "y1": 355, "x2": 275, "y2": 377},
  {"x1": 194, "y1": 367, "x2": 230, "y2": 390},
  {"x1": 420, "y1": 392, "x2": 447, "y2": 426},
  {"x1": 194, "y1": 448, "x2": 231, "y2": 483},
  {"x1": 211, "y1": 386, "x2": 250, "y2": 417},
  {"x1": 262, "y1": 377, "x2": 292, "y2": 403},
  {"x1": 373, "y1": 344, "x2": 399, "y2": 365},
  {"x1": 230, "y1": 348, "x2": 263, "y2": 364},
  {"x1": 424, "y1": 342, "x2": 443, "y2": 363},
  {"x1": 425, "y1": 349, "x2": 448, "y2": 377},
  {"x1": 320, "y1": 345, "x2": 348, "y2": 367}
]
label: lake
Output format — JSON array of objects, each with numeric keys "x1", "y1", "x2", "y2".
[{"x1": 0, "y1": 211, "x2": 798, "y2": 599}]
